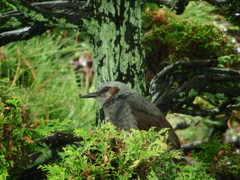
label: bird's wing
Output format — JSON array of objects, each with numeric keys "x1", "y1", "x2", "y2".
[{"x1": 126, "y1": 93, "x2": 180, "y2": 149}]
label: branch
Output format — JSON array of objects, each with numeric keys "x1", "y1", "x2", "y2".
[
  {"x1": 0, "y1": 27, "x2": 50, "y2": 46},
  {"x1": 0, "y1": 1, "x2": 87, "y2": 24},
  {"x1": 181, "y1": 139, "x2": 240, "y2": 154},
  {"x1": 18, "y1": 132, "x2": 83, "y2": 180},
  {"x1": 150, "y1": 60, "x2": 240, "y2": 116},
  {"x1": 24, "y1": 132, "x2": 83, "y2": 168},
  {"x1": 150, "y1": 60, "x2": 218, "y2": 113},
  {"x1": 0, "y1": 1, "x2": 93, "y2": 46}
]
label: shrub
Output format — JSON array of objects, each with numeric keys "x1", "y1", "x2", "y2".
[
  {"x1": 144, "y1": 20, "x2": 237, "y2": 75},
  {"x1": 0, "y1": 79, "x2": 70, "y2": 179},
  {"x1": 193, "y1": 137, "x2": 240, "y2": 180},
  {"x1": 40, "y1": 123, "x2": 213, "y2": 180}
]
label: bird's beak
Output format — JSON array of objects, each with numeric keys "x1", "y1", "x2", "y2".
[{"x1": 81, "y1": 92, "x2": 99, "y2": 98}]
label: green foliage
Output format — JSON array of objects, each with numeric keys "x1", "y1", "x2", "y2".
[
  {"x1": 193, "y1": 136, "x2": 240, "y2": 179},
  {"x1": 0, "y1": 29, "x2": 93, "y2": 176},
  {"x1": 0, "y1": 79, "x2": 32, "y2": 179},
  {"x1": 0, "y1": 0, "x2": 15, "y2": 13},
  {"x1": 176, "y1": 164, "x2": 216, "y2": 180},
  {"x1": 143, "y1": 1, "x2": 218, "y2": 30},
  {"x1": 144, "y1": 20, "x2": 236, "y2": 64},
  {"x1": 0, "y1": 79, "x2": 71, "y2": 179},
  {"x1": 215, "y1": 0, "x2": 240, "y2": 27},
  {"x1": 40, "y1": 123, "x2": 213, "y2": 180},
  {"x1": 218, "y1": 55, "x2": 237, "y2": 68},
  {"x1": 0, "y1": 29, "x2": 95, "y2": 131},
  {"x1": 41, "y1": 124, "x2": 174, "y2": 179},
  {"x1": 179, "y1": 1, "x2": 217, "y2": 22},
  {"x1": 0, "y1": 27, "x2": 95, "y2": 179}
]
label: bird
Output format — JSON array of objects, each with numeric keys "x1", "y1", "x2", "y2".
[{"x1": 81, "y1": 81, "x2": 187, "y2": 164}]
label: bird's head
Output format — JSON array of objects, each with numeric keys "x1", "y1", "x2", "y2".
[{"x1": 81, "y1": 81, "x2": 135, "y2": 107}]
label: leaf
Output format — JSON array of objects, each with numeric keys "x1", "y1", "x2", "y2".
[
  {"x1": 129, "y1": 159, "x2": 141, "y2": 168},
  {"x1": 188, "y1": 89, "x2": 198, "y2": 97},
  {"x1": 215, "y1": 93, "x2": 228, "y2": 100},
  {"x1": 203, "y1": 92, "x2": 215, "y2": 99}
]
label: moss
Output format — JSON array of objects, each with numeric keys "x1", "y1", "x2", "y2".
[{"x1": 144, "y1": 20, "x2": 236, "y2": 63}]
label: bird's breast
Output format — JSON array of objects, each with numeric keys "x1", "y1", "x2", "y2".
[{"x1": 103, "y1": 101, "x2": 138, "y2": 131}]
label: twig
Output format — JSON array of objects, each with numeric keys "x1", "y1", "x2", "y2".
[{"x1": 11, "y1": 48, "x2": 21, "y2": 87}]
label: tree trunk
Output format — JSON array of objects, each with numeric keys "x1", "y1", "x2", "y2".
[{"x1": 85, "y1": 0, "x2": 146, "y2": 93}]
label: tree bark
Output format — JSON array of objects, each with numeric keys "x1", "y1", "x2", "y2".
[{"x1": 84, "y1": 0, "x2": 147, "y2": 93}]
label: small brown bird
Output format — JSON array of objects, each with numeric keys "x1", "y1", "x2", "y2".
[{"x1": 81, "y1": 81, "x2": 183, "y2": 151}]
